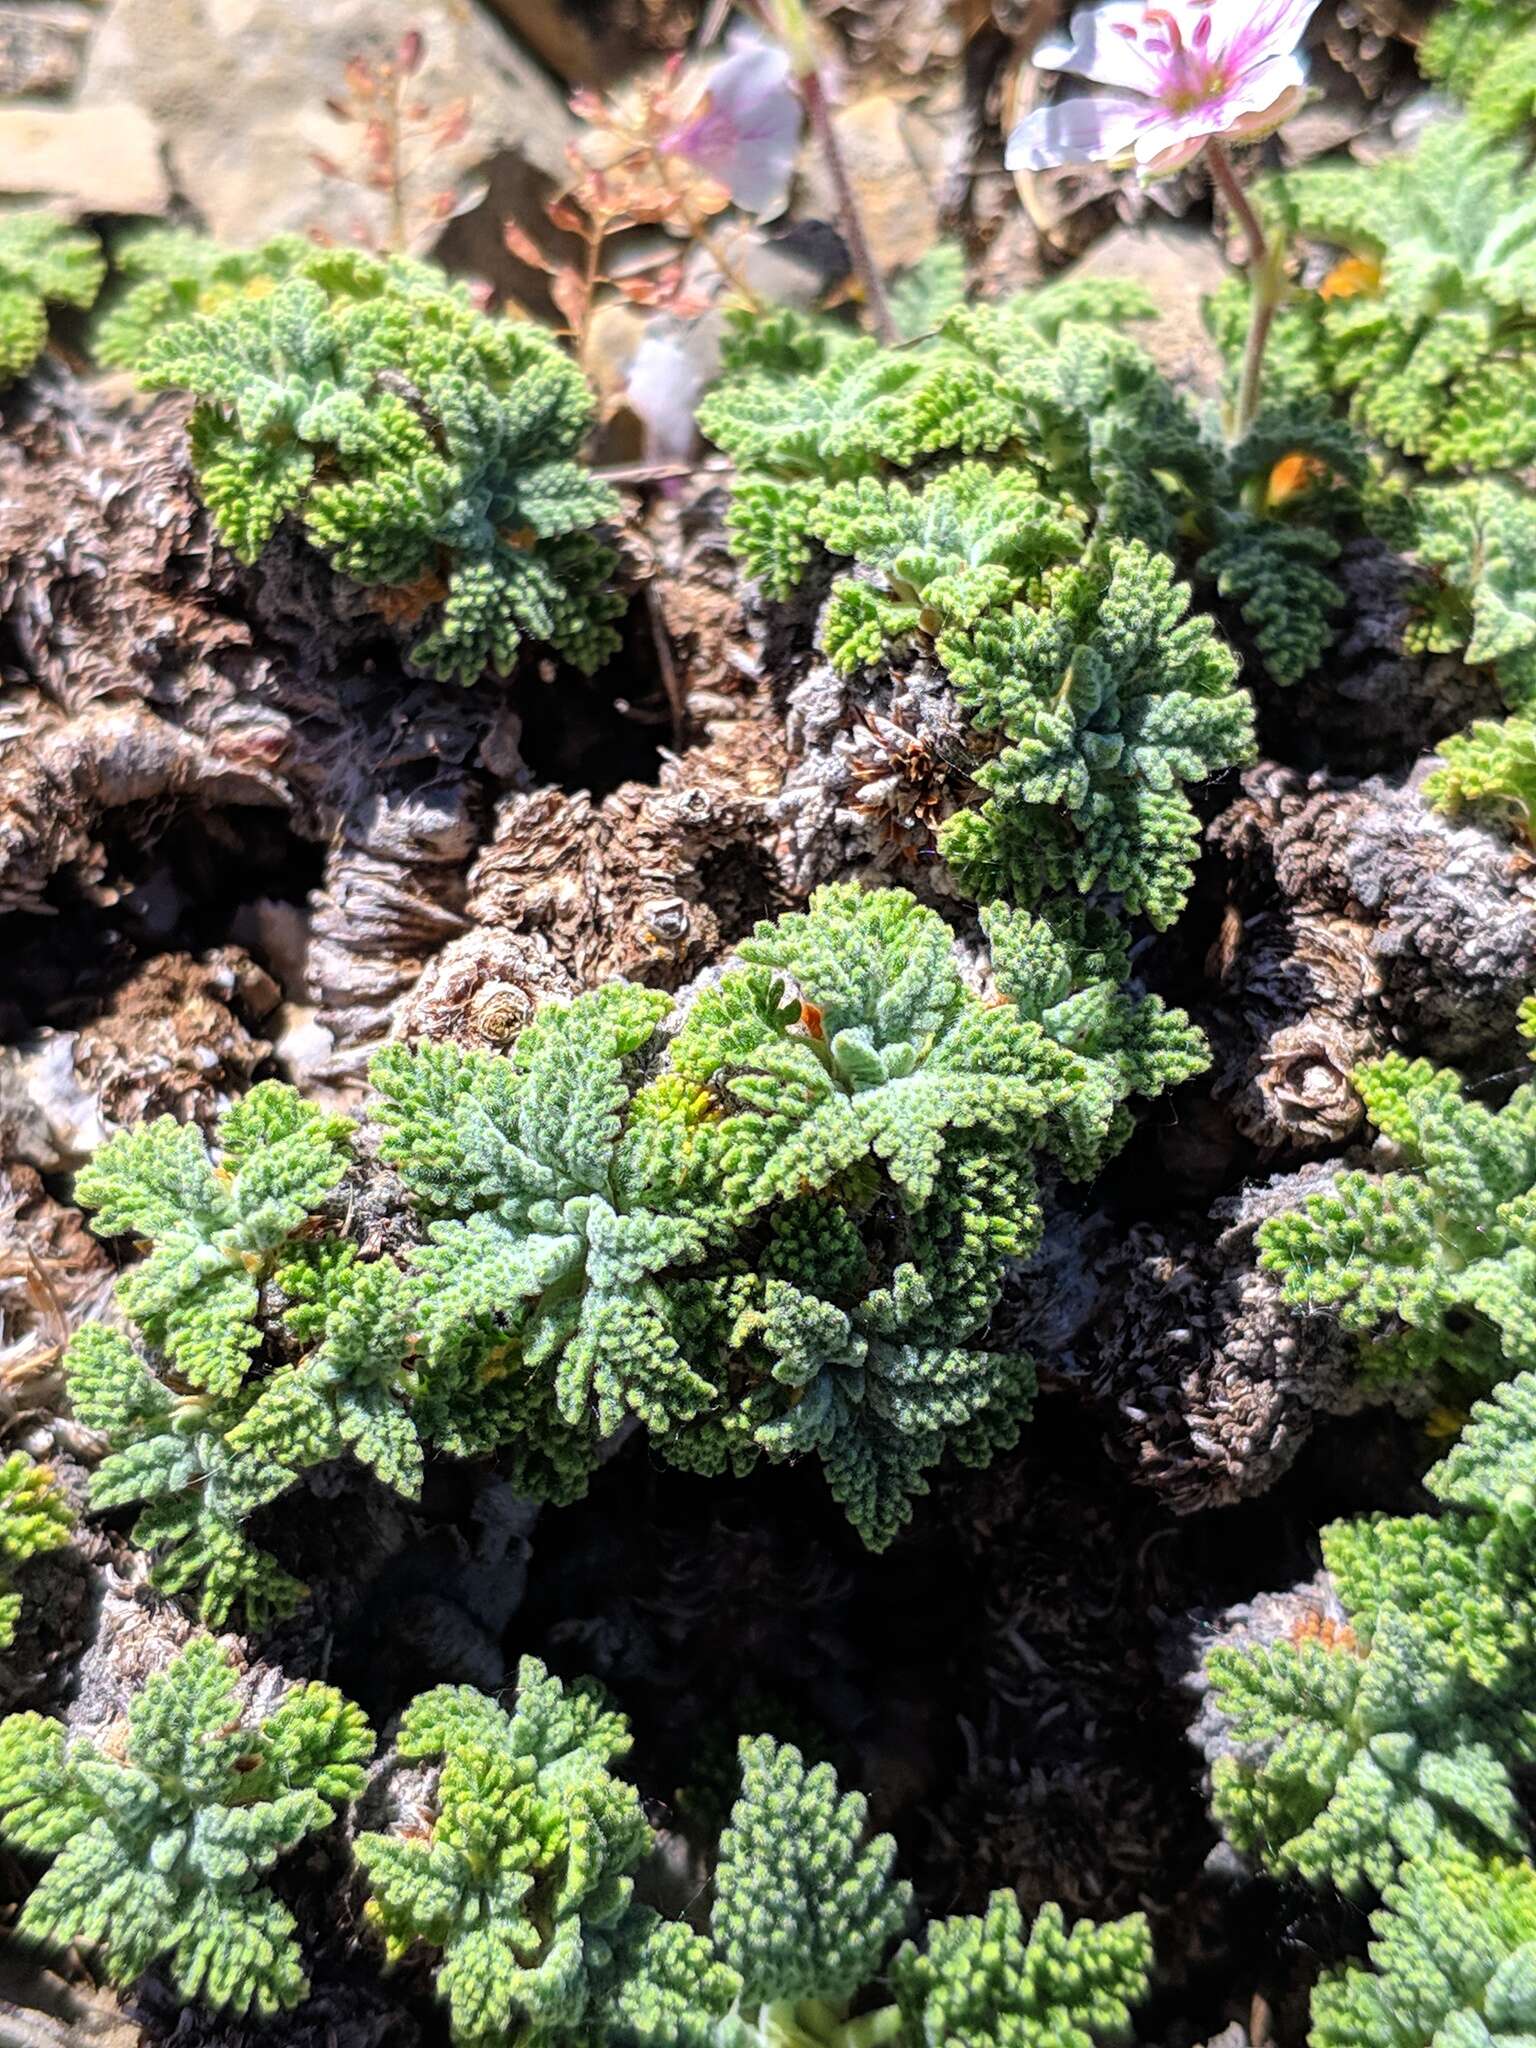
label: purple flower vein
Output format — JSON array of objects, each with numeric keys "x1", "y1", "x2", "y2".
[{"x1": 1006, "y1": 0, "x2": 1321, "y2": 180}]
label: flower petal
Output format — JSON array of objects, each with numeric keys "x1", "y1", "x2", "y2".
[
  {"x1": 1032, "y1": 4, "x2": 1166, "y2": 92},
  {"x1": 1125, "y1": 49, "x2": 1308, "y2": 174},
  {"x1": 665, "y1": 27, "x2": 803, "y2": 220},
  {"x1": 1225, "y1": 80, "x2": 1308, "y2": 141},
  {"x1": 1218, "y1": 0, "x2": 1324, "y2": 67},
  {"x1": 1006, "y1": 92, "x2": 1157, "y2": 171},
  {"x1": 1214, "y1": 50, "x2": 1310, "y2": 130},
  {"x1": 626, "y1": 325, "x2": 710, "y2": 463},
  {"x1": 1137, "y1": 132, "x2": 1210, "y2": 178},
  {"x1": 1129, "y1": 102, "x2": 1221, "y2": 169}
]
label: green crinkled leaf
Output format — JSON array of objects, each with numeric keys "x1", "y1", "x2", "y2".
[
  {"x1": 812, "y1": 462, "x2": 1087, "y2": 668},
  {"x1": 936, "y1": 540, "x2": 1251, "y2": 926},
  {"x1": 0, "y1": 1452, "x2": 72, "y2": 1649},
  {"x1": 140, "y1": 245, "x2": 623, "y2": 683},
  {"x1": 1244, "y1": 123, "x2": 1536, "y2": 474},
  {"x1": 712, "y1": 1736, "x2": 911, "y2": 2006},
  {"x1": 1258, "y1": 1055, "x2": 1536, "y2": 1391},
  {"x1": 1312, "y1": 1846, "x2": 1536, "y2": 2048},
  {"x1": 1430, "y1": 1372, "x2": 1536, "y2": 1525},
  {"x1": 231, "y1": 1248, "x2": 421, "y2": 1494},
  {"x1": 0, "y1": 211, "x2": 104, "y2": 384},
  {"x1": 1412, "y1": 478, "x2": 1536, "y2": 703},
  {"x1": 0, "y1": 1638, "x2": 371, "y2": 2015},
  {"x1": 357, "y1": 1657, "x2": 647, "y2": 2048},
  {"x1": 892, "y1": 1893, "x2": 1152, "y2": 2048},
  {"x1": 691, "y1": 884, "x2": 1077, "y2": 1210},
  {"x1": 75, "y1": 1085, "x2": 352, "y2": 1395},
  {"x1": 588, "y1": 1911, "x2": 742, "y2": 2048}
]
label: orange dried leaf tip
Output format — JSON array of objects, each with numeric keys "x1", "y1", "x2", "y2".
[
  {"x1": 1319, "y1": 254, "x2": 1381, "y2": 301},
  {"x1": 799, "y1": 1001, "x2": 825, "y2": 1038},
  {"x1": 1288, "y1": 1609, "x2": 1361, "y2": 1655},
  {"x1": 1266, "y1": 452, "x2": 1327, "y2": 506},
  {"x1": 371, "y1": 569, "x2": 449, "y2": 626}
]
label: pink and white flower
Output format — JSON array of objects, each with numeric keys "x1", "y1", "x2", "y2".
[
  {"x1": 663, "y1": 28, "x2": 803, "y2": 220},
  {"x1": 1007, "y1": 0, "x2": 1320, "y2": 180}
]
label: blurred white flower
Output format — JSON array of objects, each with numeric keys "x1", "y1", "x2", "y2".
[
  {"x1": 663, "y1": 28, "x2": 802, "y2": 220},
  {"x1": 626, "y1": 322, "x2": 711, "y2": 462}
]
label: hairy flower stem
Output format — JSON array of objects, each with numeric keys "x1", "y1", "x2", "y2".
[
  {"x1": 683, "y1": 202, "x2": 767, "y2": 310},
  {"x1": 1206, "y1": 139, "x2": 1284, "y2": 440},
  {"x1": 797, "y1": 64, "x2": 899, "y2": 345}
]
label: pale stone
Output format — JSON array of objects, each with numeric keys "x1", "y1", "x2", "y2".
[
  {"x1": 1066, "y1": 218, "x2": 1230, "y2": 405},
  {"x1": 0, "y1": 100, "x2": 167, "y2": 212},
  {"x1": 798, "y1": 91, "x2": 948, "y2": 278},
  {"x1": 74, "y1": 0, "x2": 574, "y2": 243}
]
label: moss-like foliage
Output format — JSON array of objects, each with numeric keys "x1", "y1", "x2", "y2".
[
  {"x1": 1256, "y1": 1053, "x2": 1536, "y2": 1392},
  {"x1": 356, "y1": 1677, "x2": 1151, "y2": 2048},
  {"x1": 1420, "y1": 0, "x2": 1536, "y2": 142},
  {"x1": 357, "y1": 1659, "x2": 650, "y2": 2048},
  {"x1": 0, "y1": 1637, "x2": 371, "y2": 2015},
  {"x1": 700, "y1": 280, "x2": 1207, "y2": 595},
  {"x1": 0, "y1": 1631, "x2": 1150, "y2": 2044},
  {"x1": 1232, "y1": 122, "x2": 1536, "y2": 476},
  {"x1": 1208, "y1": 1004, "x2": 1536, "y2": 2042},
  {"x1": 0, "y1": 1452, "x2": 72, "y2": 1648},
  {"x1": 1311, "y1": 1845, "x2": 1536, "y2": 2047},
  {"x1": 593, "y1": 1732, "x2": 1151, "y2": 2048},
  {"x1": 62, "y1": 886, "x2": 1201, "y2": 1592},
  {"x1": 1198, "y1": 402, "x2": 1371, "y2": 688},
  {"x1": 75, "y1": 1080, "x2": 356, "y2": 1396},
  {"x1": 891, "y1": 1892, "x2": 1153, "y2": 2048},
  {"x1": 1426, "y1": 714, "x2": 1536, "y2": 841},
  {"x1": 138, "y1": 240, "x2": 623, "y2": 684},
  {"x1": 934, "y1": 538, "x2": 1252, "y2": 929},
  {"x1": 66, "y1": 887, "x2": 1199, "y2": 1580},
  {"x1": 91, "y1": 226, "x2": 320, "y2": 370},
  {"x1": 369, "y1": 883, "x2": 1114, "y2": 1548},
  {"x1": 0, "y1": 209, "x2": 104, "y2": 385},
  {"x1": 703, "y1": 285, "x2": 1377, "y2": 926},
  {"x1": 66, "y1": 1085, "x2": 419, "y2": 1627},
  {"x1": 1203, "y1": 1344, "x2": 1536, "y2": 2044},
  {"x1": 1206, "y1": 1010, "x2": 1536, "y2": 2039},
  {"x1": 1407, "y1": 475, "x2": 1536, "y2": 709},
  {"x1": 67, "y1": 1322, "x2": 307, "y2": 1630},
  {"x1": 1207, "y1": 1367, "x2": 1536, "y2": 1897}
]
